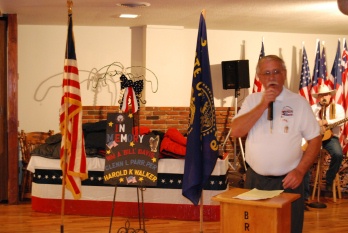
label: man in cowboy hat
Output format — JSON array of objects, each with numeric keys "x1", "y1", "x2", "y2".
[{"x1": 311, "y1": 84, "x2": 344, "y2": 191}]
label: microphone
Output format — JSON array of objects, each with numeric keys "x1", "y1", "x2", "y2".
[
  {"x1": 266, "y1": 83, "x2": 275, "y2": 132},
  {"x1": 267, "y1": 102, "x2": 273, "y2": 121}
]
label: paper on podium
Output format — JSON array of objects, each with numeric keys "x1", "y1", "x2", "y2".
[{"x1": 233, "y1": 188, "x2": 284, "y2": 200}]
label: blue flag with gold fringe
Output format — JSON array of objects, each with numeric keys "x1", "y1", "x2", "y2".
[{"x1": 182, "y1": 11, "x2": 219, "y2": 206}]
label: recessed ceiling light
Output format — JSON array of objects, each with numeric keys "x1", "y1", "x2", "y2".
[
  {"x1": 119, "y1": 14, "x2": 139, "y2": 18},
  {"x1": 116, "y1": 2, "x2": 151, "y2": 8}
]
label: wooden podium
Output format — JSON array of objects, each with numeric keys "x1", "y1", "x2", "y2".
[{"x1": 212, "y1": 188, "x2": 300, "y2": 233}]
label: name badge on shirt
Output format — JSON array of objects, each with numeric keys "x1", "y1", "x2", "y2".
[{"x1": 281, "y1": 106, "x2": 293, "y2": 133}]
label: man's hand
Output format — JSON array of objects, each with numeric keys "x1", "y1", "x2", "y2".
[
  {"x1": 318, "y1": 119, "x2": 327, "y2": 127},
  {"x1": 282, "y1": 169, "x2": 303, "y2": 189}
]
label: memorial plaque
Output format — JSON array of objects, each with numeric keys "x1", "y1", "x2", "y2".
[{"x1": 103, "y1": 113, "x2": 159, "y2": 186}]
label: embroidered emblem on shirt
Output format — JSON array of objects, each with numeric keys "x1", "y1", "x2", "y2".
[
  {"x1": 281, "y1": 106, "x2": 293, "y2": 133},
  {"x1": 281, "y1": 106, "x2": 293, "y2": 117}
]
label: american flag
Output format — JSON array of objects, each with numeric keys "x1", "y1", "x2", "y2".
[
  {"x1": 298, "y1": 46, "x2": 313, "y2": 103},
  {"x1": 310, "y1": 40, "x2": 321, "y2": 104},
  {"x1": 342, "y1": 39, "x2": 348, "y2": 107},
  {"x1": 126, "y1": 176, "x2": 137, "y2": 184},
  {"x1": 320, "y1": 45, "x2": 328, "y2": 87},
  {"x1": 59, "y1": 13, "x2": 88, "y2": 200},
  {"x1": 341, "y1": 39, "x2": 348, "y2": 154},
  {"x1": 252, "y1": 41, "x2": 265, "y2": 93},
  {"x1": 330, "y1": 40, "x2": 343, "y2": 104}
]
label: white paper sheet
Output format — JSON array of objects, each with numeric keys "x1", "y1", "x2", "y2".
[{"x1": 233, "y1": 188, "x2": 284, "y2": 200}]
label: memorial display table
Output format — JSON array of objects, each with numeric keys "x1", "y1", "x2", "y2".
[{"x1": 28, "y1": 156, "x2": 229, "y2": 220}]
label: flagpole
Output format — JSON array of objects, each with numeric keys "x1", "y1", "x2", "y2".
[
  {"x1": 200, "y1": 9, "x2": 205, "y2": 233},
  {"x1": 199, "y1": 192, "x2": 204, "y2": 233},
  {"x1": 60, "y1": 2, "x2": 72, "y2": 233}
]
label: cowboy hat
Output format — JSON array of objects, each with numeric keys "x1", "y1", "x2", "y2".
[{"x1": 312, "y1": 84, "x2": 336, "y2": 98}]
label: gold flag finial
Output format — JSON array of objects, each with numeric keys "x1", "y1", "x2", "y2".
[
  {"x1": 67, "y1": 0, "x2": 73, "y2": 14},
  {"x1": 201, "y1": 9, "x2": 206, "y2": 18}
]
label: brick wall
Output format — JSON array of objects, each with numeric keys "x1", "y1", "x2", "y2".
[{"x1": 82, "y1": 106, "x2": 237, "y2": 158}]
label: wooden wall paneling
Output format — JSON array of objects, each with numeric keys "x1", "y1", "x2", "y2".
[
  {"x1": 0, "y1": 17, "x2": 8, "y2": 201},
  {"x1": 7, "y1": 14, "x2": 19, "y2": 204}
]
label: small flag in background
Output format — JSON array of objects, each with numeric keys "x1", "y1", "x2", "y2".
[
  {"x1": 319, "y1": 45, "x2": 328, "y2": 86},
  {"x1": 329, "y1": 40, "x2": 344, "y2": 153},
  {"x1": 59, "y1": 13, "x2": 88, "y2": 200},
  {"x1": 311, "y1": 40, "x2": 321, "y2": 104},
  {"x1": 299, "y1": 46, "x2": 313, "y2": 103},
  {"x1": 252, "y1": 41, "x2": 265, "y2": 93},
  {"x1": 182, "y1": 11, "x2": 219, "y2": 206},
  {"x1": 341, "y1": 39, "x2": 348, "y2": 154},
  {"x1": 330, "y1": 40, "x2": 343, "y2": 105}
]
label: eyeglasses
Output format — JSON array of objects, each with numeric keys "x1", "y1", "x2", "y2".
[{"x1": 259, "y1": 69, "x2": 283, "y2": 77}]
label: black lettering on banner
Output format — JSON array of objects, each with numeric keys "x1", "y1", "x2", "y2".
[{"x1": 104, "y1": 113, "x2": 159, "y2": 187}]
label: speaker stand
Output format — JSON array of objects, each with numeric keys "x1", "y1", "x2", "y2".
[{"x1": 221, "y1": 88, "x2": 247, "y2": 172}]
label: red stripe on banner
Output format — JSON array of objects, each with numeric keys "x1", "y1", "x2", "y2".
[
  {"x1": 62, "y1": 78, "x2": 81, "y2": 90},
  {"x1": 68, "y1": 114, "x2": 79, "y2": 170},
  {"x1": 67, "y1": 174, "x2": 81, "y2": 196},
  {"x1": 299, "y1": 89, "x2": 310, "y2": 102},
  {"x1": 62, "y1": 92, "x2": 82, "y2": 100},
  {"x1": 61, "y1": 95, "x2": 82, "y2": 106},
  {"x1": 70, "y1": 122, "x2": 83, "y2": 170},
  {"x1": 129, "y1": 87, "x2": 138, "y2": 113},
  {"x1": 252, "y1": 77, "x2": 263, "y2": 93},
  {"x1": 64, "y1": 65, "x2": 79, "y2": 75},
  {"x1": 31, "y1": 196, "x2": 220, "y2": 221}
]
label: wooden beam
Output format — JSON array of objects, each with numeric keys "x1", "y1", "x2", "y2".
[{"x1": 7, "y1": 14, "x2": 19, "y2": 204}]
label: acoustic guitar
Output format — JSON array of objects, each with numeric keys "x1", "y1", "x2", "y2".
[
  {"x1": 321, "y1": 117, "x2": 348, "y2": 141},
  {"x1": 302, "y1": 116, "x2": 348, "y2": 151}
]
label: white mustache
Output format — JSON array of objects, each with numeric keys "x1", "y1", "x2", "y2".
[{"x1": 267, "y1": 82, "x2": 278, "y2": 87}]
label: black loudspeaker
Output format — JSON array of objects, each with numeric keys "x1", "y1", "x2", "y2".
[{"x1": 221, "y1": 60, "x2": 250, "y2": 90}]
